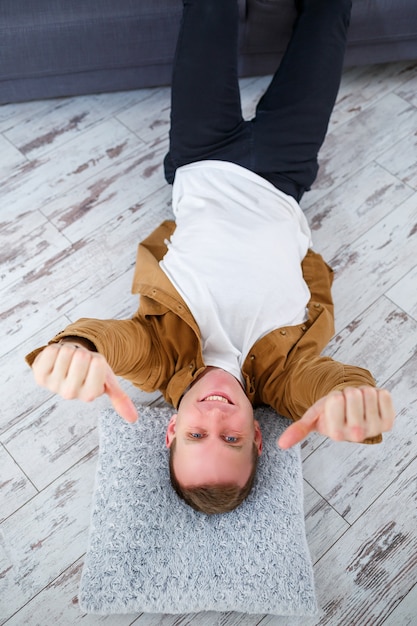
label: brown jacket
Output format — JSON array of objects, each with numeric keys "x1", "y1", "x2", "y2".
[{"x1": 26, "y1": 220, "x2": 380, "y2": 442}]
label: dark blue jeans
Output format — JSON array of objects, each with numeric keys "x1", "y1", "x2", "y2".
[{"x1": 164, "y1": 0, "x2": 352, "y2": 202}]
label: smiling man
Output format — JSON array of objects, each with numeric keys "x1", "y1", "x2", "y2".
[
  {"x1": 166, "y1": 368, "x2": 263, "y2": 512},
  {"x1": 26, "y1": 0, "x2": 395, "y2": 514}
]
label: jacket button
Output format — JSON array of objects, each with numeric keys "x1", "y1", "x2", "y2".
[
  {"x1": 151, "y1": 289, "x2": 157, "y2": 295},
  {"x1": 250, "y1": 354, "x2": 255, "y2": 360},
  {"x1": 314, "y1": 303, "x2": 321, "y2": 308},
  {"x1": 301, "y1": 325, "x2": 307, "y2": 331},
  {"x1": 189, "y1": 364, "x2": 193, "y2": 369},
  {"x1": 280, "y1": 330, "x2": 287, "y2": 335}
]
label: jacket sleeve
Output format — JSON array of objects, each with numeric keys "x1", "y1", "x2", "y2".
[
  {"x1": 25, "y1": 313, "x2": 159, "y2": 390},
  {"x1": 259, "y1": 354, "x2": 382, "y2": 444},
  {"x1": 265, "y1": 248, "x2": 381, "y2": 443}
]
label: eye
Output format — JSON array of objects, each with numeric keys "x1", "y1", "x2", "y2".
[
  {"x1": 224, "y1": 436, "x2": 239, "y2": 443},
  {"x1": 190, "y1": 432, "x2": 203, "y2": 439}
]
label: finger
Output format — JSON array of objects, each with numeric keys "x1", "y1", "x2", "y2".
[
  {"x1": 378, "y1": 389, "x2": 395, "y2": 432},
  {"x1": 278, "y1": 420, "x2": 312, "y2": 449},
  {"x1": 58, "y1": 352, "x2": 116, "y2": 407},
  {"x1": 278, "y1": 396, "x2": 327, "y2": 449},
  {"x1": 358, "y1": 387, "x2": 380, "y2": 438},
  {"x1": 59, "y1": 346, "x2": 92, "y2": 399},
  {"x1": 34, "y1": 343, "x2": 77, "y2": 391},
  {"x1": 32, "y1": 345, "x2": 61, "y2": 385},
  {"x1": 49, "y1": 343, "x2": 82, "y2": 390},
  {"x1": 104, "y1": 371, "x2": 138, "y2": 423},
  {"x1": 323, "y1": 392, "x2": 346, "y2": 441},
  {"x1": 344, "y1": 387, "x2": 367, "y2": 442}
]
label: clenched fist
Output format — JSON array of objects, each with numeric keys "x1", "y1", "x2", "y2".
[
  {"x1": 278, "y1": 386, "x2": 395, "y2": 449},
  {"x1": 32, "y1": 342, "x2": 138, "y2": 423}
]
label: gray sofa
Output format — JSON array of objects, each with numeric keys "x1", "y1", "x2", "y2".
[{"x1": 1, "y1": 0, "x2": 417, "y2": 105}]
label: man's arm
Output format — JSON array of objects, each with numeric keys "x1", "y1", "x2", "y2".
[
  {"x1": 259, "y1": 354, "x2": 395, "y2": 446},
  {"x1": 261, "y1": 250, "x2": 395, "y2": 446},
  {"x1": 26, "y1": 315, "x2": 156, "y2": 422}
]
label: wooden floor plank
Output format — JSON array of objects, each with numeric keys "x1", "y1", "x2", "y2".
[
  {"x1": 115, "y1": 88, "x2": 171, "y2": 144},
  {"x1": 1, "y1": 89, "x2": 166, "y2": 162},
  {"x1": 301, "y1": 91, "x2": 417, "y2": 209},
  {"x1": 0, "y1": 444, "x2": 37, "y2": 523},
  {"x1": 67, "y1": 270, "x2": 139, "y2": 321},
  {"x1": 306, "y1": 458, "x2": 417, "y2": 626},
  {"x1": 1, "y1": 396, "x2": 101, "y2": 491},
  {"x1": 376, "y1": 131, "x2": 417, "y2": 190},
  {"x1": 0, "y1": 452, "x2": 98, "y2": 624},
  {"x1": 42, "y1": 142, "x2": 169, "y2": 242},
  {"x1": 0, "y1": 134, "x2": 27, "y2": 181},
  {"x1": 0, "y1": 317, "x2": 71, "y2": 432},
  {"x1": 0, "y1": 118, "x2": 145, "y2": 226},
  {"x1": 324, "y1": 295, "x2": 417, "y2": 386},
  {"x1": 328, "y1": 61, "x2": 417, "y2": 130},
  {"x1": 0, "y1": 190, "x2": 172, "y2": 355},
  {"x1": 133, "y1": 611, "x2": 266, "y2": 626},
  {"x1": 1, "y1": 218, "x2": 70, "y2": 292},
  {"x1": 329, "y1": 194, "x2": 417, "y2": 331},
  {"x1": 382, "y1": 582, "x2": 417, "y2": 626},
  {"x1": 386, "y1": 264, "x2": 417, "y2": 320},
  {"x1": 303, "y1": 481, "x2": 350, "y2": 564},
  {"x1": 394, "y1": 65, "x2": 417, "y2": 107},
  {"x1": 3, "y1": 558, "x2": 137, "y2": 626},
  {"x1": 304, "y1": 161, "x2": 413, "y2": 260}
]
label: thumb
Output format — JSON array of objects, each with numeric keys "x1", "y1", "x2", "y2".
[
  {"x1": 278, "y1": 421, "x2": 312, "y2": 449},
  {"x1": 104, "y1": 370, "x2": 138, "y2": 423},
  {"x1": 277, "y1": 402, "x2": 322, "y2": 449}
]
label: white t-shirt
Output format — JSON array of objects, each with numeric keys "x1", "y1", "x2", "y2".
[{"x1": 160, "y1": 160, "x2": 312, "y2": 384}]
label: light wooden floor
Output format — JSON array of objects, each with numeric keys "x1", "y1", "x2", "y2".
[{"x1": 1, "y1": 60, "x2": 417, "y2": 626}]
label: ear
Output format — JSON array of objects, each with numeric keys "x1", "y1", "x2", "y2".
[
  {"x1": 165, "y1": 413, "x2": 177, "y2": 448},
  {"x1": 254, "y1": 420, "x2": 263, "y2": 455}
]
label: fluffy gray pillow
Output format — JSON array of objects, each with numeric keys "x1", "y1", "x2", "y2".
[{"x1": 79, "y1": 405, "x2": 317, "y2": 616}]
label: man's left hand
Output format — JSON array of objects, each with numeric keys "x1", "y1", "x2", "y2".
[{"x1": 278, "y1": 386, "x2": 395, "y2": 449}]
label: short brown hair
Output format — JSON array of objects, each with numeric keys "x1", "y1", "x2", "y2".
[{"x1": 168, "y1": 439, "x2": 259, "y2": 514}]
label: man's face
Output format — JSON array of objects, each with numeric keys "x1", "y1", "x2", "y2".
[{"x1": 165, "y1": 368, "x2": 262, "y2": 487}]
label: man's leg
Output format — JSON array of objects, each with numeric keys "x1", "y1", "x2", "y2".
[
  {"x1": 252, "y1": 0, "x2": 352, "y2": 201},
  {"x1": 164, "y1": 0, "x2": 249, "y2": 184}
]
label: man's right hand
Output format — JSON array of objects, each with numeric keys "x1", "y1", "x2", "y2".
[{"x1": 32, "y1": 342, "x2": 138, "y2": 423}]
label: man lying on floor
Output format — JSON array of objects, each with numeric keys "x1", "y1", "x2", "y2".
[{"x1": 26, "y1": 0, "x2": 395, "y2": 515}]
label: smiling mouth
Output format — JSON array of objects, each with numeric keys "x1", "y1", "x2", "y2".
[{"x1": 201, "y1": 394, "x2": 232, "y2": 404}]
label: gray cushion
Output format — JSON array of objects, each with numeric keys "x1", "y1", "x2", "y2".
[{"x1": 79, "y1": 405, "x2": 317, "y2": 616}]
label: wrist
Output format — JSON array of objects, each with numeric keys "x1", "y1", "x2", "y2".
[{"x1": 57, "y1": 336, "x2": 97, "y2": 351}]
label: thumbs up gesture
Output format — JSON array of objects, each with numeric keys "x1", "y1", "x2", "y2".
[
  {"x1": 278, "y1": 387, "x2": 395, "y2": 449},
  {"x1": 32, "y1": 342, "x2": 138, "y2": 423}
]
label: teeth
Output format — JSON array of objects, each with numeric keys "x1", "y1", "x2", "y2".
[{"x1": 203, "y1": 395, "x2": 229, "y2": 403}]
